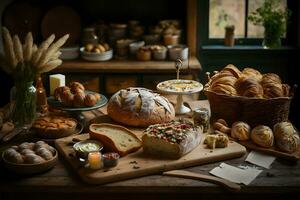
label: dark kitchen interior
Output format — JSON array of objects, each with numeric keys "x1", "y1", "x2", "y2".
[{"x1": 0, "y1": 0, "x2": 300, "y2": 199}]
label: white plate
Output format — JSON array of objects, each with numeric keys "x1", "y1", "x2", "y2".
[{"x1": 157, "y1": 79, "x2": 203, "y2": 94}]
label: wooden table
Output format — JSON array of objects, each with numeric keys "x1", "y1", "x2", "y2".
[{"x1": 0, "y1": 100, "x2": 300, "y2": 200}]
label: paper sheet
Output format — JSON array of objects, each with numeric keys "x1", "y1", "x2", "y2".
[
  {"x1": 209, "y1": 163, "x2": 263, "y2": 185},
  {"x1": 246, "y1": 151, "x2": 276, "y2": 169}
]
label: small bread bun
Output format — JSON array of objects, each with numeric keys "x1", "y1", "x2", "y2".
[
  {"x1": 273, "y1": 122, "x2": 299, "y2": 153},
  {"x1": 73, "y1": 91, "x2": 86, "y2": 107},
  {"x1": 61, "y1": 90, "x2": 74, "y2": 107},
  {"x1": 251, "y1": 125, "x2": 274, "y2": 148},
  {"x1": 231, "y1": 121, "x2": 251, "y2": 141},
  {"x1": 84, "y1": 94, "x2": 97, "y2": 106},
  {"x1": 69, "y1": 82, "x2": 85, "y2": 93}
]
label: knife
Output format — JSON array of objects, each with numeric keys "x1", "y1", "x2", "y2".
[{"x1": 163, "y1": 170, "x2": 241, "y2": 192}]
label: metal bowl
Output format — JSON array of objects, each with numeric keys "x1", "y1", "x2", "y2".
[{"x1": 73, "y1": 140, "x2": 103, "y2": 159}]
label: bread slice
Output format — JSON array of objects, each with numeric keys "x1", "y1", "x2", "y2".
[{"x1": 89, "y1": 123, "x2": 142, "y2": 156}]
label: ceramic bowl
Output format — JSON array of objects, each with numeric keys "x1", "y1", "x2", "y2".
[
  {"x1": 73, "y1": 140, "x2": 104, "y2": 159},
  {"x1": 80, "y1": 47, "x2": 113, "y2": 61},
  {"x1": 60, "y1": 46, "x2": 80, "y2": 60},
  {"x1": 2, "y1": 148, "x2": 58, "y2": 175},
  {"x1": 167, "y1": 45, "x2": 189, "y2": 61}
]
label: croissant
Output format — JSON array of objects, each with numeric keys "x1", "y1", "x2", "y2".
[
  {"x1": 221, "y1": 64, "x2": 242, "y2": 79},
  {"x1": 262, "y1": 73, "x2": 282, "y2": 84},
  {"x1": 251, "y1": 125, "x2": 274, "y2": 148},
  {"x1": 282, "y1": 84, "x2": 290, "y2": 97},
  {"x1": 69, "y1": 82, "x2": 85, "y2": 93},
  {"x1": 242, "y1": 68, "x2": 263, "y2": 81},
  {"x1": 236, "y1": 76, "x2": 263, "y2": 98}
]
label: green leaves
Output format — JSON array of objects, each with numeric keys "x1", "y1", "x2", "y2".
[{"x1": 248, "y1": 0, "x2": 291, "y2": 38}]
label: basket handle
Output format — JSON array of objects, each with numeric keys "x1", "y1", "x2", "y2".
[{"x1": 291, "y1": 84, "x2": 298, "y2": 97}]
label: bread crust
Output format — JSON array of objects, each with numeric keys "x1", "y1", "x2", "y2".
[
  {"x1": 107, "y1": 88, "x2": 175, "y2": 127},
  {"x1": 89, "y1": 123, "x2": 142, "y2": 156}
]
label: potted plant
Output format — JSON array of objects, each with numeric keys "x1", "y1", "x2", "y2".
[
  {"x1": 216, "y1": 10, "x2": 235, "y2": 46},
  {"x1": 248, "y1": 0, "x2": 291, "y2": 49}
]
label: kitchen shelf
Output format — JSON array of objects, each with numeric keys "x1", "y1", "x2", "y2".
[{"x1": 53, "y1": 56, "x2": 201, "y2": 74}]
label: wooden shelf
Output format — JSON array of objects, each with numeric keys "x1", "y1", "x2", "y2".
[{"x1": 53, "y1": 56, "x2": 201, "y2": 74}]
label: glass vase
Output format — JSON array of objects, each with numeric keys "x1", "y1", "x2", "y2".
[
  {"x1": 262, "y1": 29, "x2": 281, "y2": 49},
  {"x1": 10, "y1": 81, "x2": 37, "y2": 128}
]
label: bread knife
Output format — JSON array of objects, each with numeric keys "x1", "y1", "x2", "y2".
[{"x1": 163, "y1": 170, "x2": 241, "y2": 192}]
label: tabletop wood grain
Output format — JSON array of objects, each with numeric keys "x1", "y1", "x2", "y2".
[{"x1": 0, "y1": 100, "x2": 299, "y2": 199}]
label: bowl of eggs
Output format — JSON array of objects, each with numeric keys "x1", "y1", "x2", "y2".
[
  {"x1": 2, "y1": 141, "x2": 58, "y2": 174},
  {"x1": 80, "y1": 43, "x2": 113, "y2": 61}
]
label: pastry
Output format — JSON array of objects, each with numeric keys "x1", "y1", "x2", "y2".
[
  {"x1": 204, "y1": 131, "x2": 229, "y2": 149},
  {"x1": 89, "y1": 123, "x2": 142, "y2": 157},
  {"x1": 231, "y1": 121, "x2": 251, "y2": 141},
  {"x1": 69, "y1": 82, "x2": 85, "y2": 93},
  {"x1": 32, "y1": 116, "x2": 77, "y2": 139},
  {"x1": 213, "y1": 120, "x2": 231, "y2": 134},
  {"x1": 209, "y1": 68, "x2": 238, "y2": 95},
  {"x1": 84, "y1": 93, "x2": 97, "y2": 107},
  {"x1": 273, "y1": 122, "x2": 299, "y2": 153},
  {"x1": 142, "y1": 119, "x2": 202, "y2": 159},
  {"x1": 251, "y1": 125, "x2": 274, "y2": 148},
  {"x1": 261, "y1": 73, "x2": 284, "y2": 98},
  {"x1": 53, "y1": 82, "x2": 100, "y2": 107},
  {"x1": 235, "y1": 76, "x2": 263, "y2": 98},
  {"x1": 282, "y1": 84, "x2": 290, "y2": 97},
  {"x1": 242, "y1": 68, "x2": 263, "y2": 81},
  {"x1": 262, "y1": 73, "x2": 282, "y2": 84},
  {"x1": 107, "y1": 87, "x2": 175, "y2": 127},
  {"x1": 221, "y1": 64, "x2": 242, "y2": 79}
]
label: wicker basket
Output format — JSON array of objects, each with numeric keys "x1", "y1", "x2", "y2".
[{"x1": 204, "y1": 73, "x2": 296, "y2": 127}]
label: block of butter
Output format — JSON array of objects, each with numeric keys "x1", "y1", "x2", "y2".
[{"x1": 49, "y1": 74, "x2": 65, "y2": 95}]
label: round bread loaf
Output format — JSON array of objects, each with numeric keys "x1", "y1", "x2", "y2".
[
  {"x1": 107, "y1": 87, "x2": 175, "y2": 127},
  {"x1": 273, "y1": 122, "x2": 299, "y2": 153},
  {"x1": 231, "y1": 121, "x2": 251, "y2": 141},
  {"x1": 251, "y1": 125, "x2": 274, "y2": 148}
]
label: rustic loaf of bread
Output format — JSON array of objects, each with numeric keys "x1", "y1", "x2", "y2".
[
  {"x1": 89, "y1": 123, "x2": 142, "y2": 156},
  {"x1": 107, "y1": 87, "x2": 175, "y2": 127},
  {"x1": 142, "y1": 119, "x2": 202, "y2": 159}
]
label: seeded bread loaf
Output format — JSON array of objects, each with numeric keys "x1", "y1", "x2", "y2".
[
  {"x1": 142, "y1": 119, "x2": 202, "y2": 159},
  {"x1": 89, "y1": 123, "x2": 142, "y2": 156},
  {"x1": 107, "y1": 87, "x2": 175, "y2": 127}
]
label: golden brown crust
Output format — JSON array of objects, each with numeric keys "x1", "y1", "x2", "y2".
[
  {"x1": 242, "y1": 68, "x2": 263, "y2": 81},
  {"x1": 32, "y1": 116, "x2": 77, "y2": 139},
  {"x1": 222, "y1": 64, "x2": 242, "y2": 79},
  {"x1": 236, "y1": 76, "x2": 263, "y2": 98},
  {"x1": 107, "y1": 88, "x2": 175, "y2": 127}
]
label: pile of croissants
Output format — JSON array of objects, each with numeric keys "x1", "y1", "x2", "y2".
[
  {"x1": 207, "y1": 64, "x2": 290, "y2": 98},
  {"x1": 214, "y1": 119, "x2": 299, "y2": 153},
  {"x1": 54, "y1": 82, "x2": 101, "y2": 107}
]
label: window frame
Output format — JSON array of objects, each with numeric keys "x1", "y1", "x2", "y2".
[{"x1": 198, "y1": 0, "x2": 297, "y2": 47}]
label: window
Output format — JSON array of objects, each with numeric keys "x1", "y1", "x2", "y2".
[{"x1": 209, "y1": 0, "x2": 287, "y2": 39}]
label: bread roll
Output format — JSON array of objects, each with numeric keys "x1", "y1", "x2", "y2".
[
  {"x1": 61, "y1": 90, "x2": 74, "y2": 106},
  {"x1": 231, "y1": 121, "x2": 251, "y2": 141},
  {"x1": 242, "y1": 68, "x2": 263, "y2": 81},
  {"x1": 236, "y1": 76, "x2": 263, "y2": 98},
  {"x1": 273, "y1": 122, "x2": 299, "y2": 153},
  {"x1": 84, "y1": 93, "x2": 97, "y2": 106},
  {"x1": 73, "y1": 91, "x2": 86, "y2": 107},
  {"x1": 69, "y1": 82, "x2": 85, "y2": 93},
  {"x1": 251, "y1": 125, "x2": 274, "y2": 148},
  {"x1": 107, "y1": 87, "x2": 175, "y2": 127}
]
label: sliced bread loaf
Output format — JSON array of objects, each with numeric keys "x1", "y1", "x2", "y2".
[{"x1": 89, "y1": 123, "x2": 142, "y2": 156}]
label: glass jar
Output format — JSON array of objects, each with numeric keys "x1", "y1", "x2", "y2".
[
  {"x1": 82, "y1": 28, "x2": 98, "y2": 46},
  {"x1": 193, "y1": 108, "x2": 210, "y2": 133},
  {"x1": 10, "y1": 81, "x2": 37, "y2": 127}
]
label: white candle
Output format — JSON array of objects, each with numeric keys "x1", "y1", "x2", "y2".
[
  {"x1": 88, "y1": 152, "x2": 102, "y2": 169},
  {"x1": 49, "y1": 74, "x2": 65, "y2": 95}
]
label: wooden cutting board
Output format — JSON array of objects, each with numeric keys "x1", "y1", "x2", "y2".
[{"x1": 55, "y1": 128, "x2": 246, "y2": 185}]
